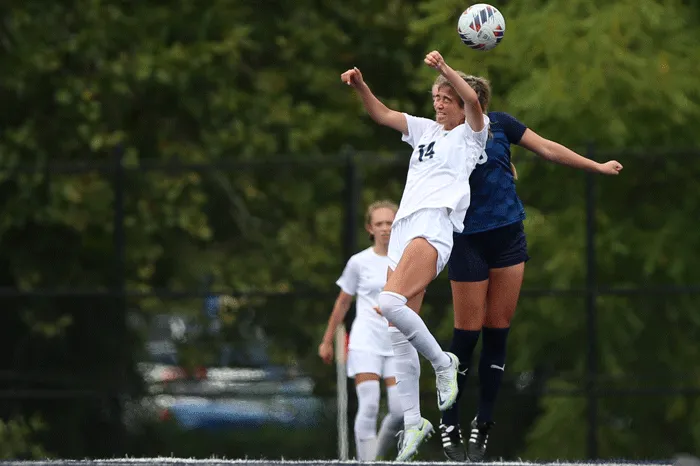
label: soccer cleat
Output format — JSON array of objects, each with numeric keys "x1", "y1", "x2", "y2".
[
  {"x1": 395, "y1": 417, "x2": 434, "y2": 461},
  {"x1": 440, "y1": 423, "x2": 466, "y2": 461},
  {"x1": 435, "y1": 352, "x2": 460, "y2": 411},
  {"x1": 467, "y1": 417, "x2": 495, "y2": 462}
]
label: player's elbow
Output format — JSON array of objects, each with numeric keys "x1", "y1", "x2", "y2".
[
  {"x1": 375, "y1": 110, "x2": 406, "y2": 133},
  {"x1": 337, "y1": 295, "x2": 353, "y2": 310}
]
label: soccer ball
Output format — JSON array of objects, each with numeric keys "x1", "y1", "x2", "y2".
[{"x1": 457, "y1": 4, "x2": 506, "y2": 51}]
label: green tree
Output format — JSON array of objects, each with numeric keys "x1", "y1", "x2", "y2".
[{"x1": 0, "y1": 0, "x2": 426, "y2": 458}]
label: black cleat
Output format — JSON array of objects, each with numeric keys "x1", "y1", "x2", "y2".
[
  {"x1": 440, "y1": 423, "x2": 466, "y2": 461},
  {"x1": 467, "y1": 417, "x2": 495, "y2": 462}
]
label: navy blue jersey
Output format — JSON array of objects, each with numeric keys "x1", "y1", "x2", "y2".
[{"x1": 460, "y1": 111, "x2": 527, "y2": 234}]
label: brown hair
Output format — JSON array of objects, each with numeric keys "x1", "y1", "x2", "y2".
[
  {"x1": 433, "y1": 72, "x2": 491, "y2": 113},
  {"x1": 433, "y1": 73, "x2": 517, "y2": 177},
  {"x1": 365, "y1": 200, "x2": 398, "y2": 242}
]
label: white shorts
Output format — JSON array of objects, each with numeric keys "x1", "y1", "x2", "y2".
[
  {"x1": 346, "y1": 349, "x2": 396, "y2": 379},
  {"x1": 387, "y1": 208, "x2": 454, "y2": 277}
]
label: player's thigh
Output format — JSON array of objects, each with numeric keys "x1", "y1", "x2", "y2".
[
  {"x1": 382, "y1": 354, "x2": 398, "y2": 387},
  {"x1": 482, "y1": 221, "x2": 529, "y2": 328},
  {"x1": 355, "y1": 372, "x2": 381, "y2": 385},
  {"x1": 484, "y1": 262, "x2": 525, "y2": 328},
  {"x1": 450, "y1": 280, "x2": 488, "y2": 330},
  {"x1": 447, "y1": 231, "x2": 489, "y2": 330},
  {"x1": 386, "y1": 268, "x2": 426, "y2": 314},
  {"x1": 385, "y1": 209, "x2": 453, "y2": 301},
  {"x1": 385, "y1": 237, "x2": 437, "y2": 300}
]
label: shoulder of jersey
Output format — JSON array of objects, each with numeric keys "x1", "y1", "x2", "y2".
[
  {"x1": 353, "y1": 247, "x2": 375, "y2": 260},
  {"x1": 488, "y1": 111, "x2": 511, "y2": 124}
]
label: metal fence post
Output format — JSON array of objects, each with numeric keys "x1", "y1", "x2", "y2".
[
  {"x1": 342, "y1": 147, "x2": 360, "y2": 263},
  {"x1": 112, "y1": 144, "x2": 126, "y2": 455},
  {"x1": 585, "y1": 144, "x2": 599, "y2": 460},
  {"x1": 342, "y1": 147, "x2": 360, "y2": 331},
  {"x1": 339, "y1": 146, "x2": 361, "y2": 460}
]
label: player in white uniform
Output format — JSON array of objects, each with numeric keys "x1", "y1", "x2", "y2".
[
  {"x1": 319, "y1": 201, "x2": 403, "y2": 461},
  {"x1": 341, "y1": 50, "x2": 490, "y2": 460}
]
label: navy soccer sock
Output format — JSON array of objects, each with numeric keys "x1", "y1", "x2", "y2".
[
  {"x1": 477, "y1": 326, "x2": 510, "y2": 423},
  {"x1": 440, "y1": 328, "x2": 481, "y2": 426}
]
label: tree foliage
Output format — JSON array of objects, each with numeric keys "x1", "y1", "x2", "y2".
[{"x1": 0, "y1": 0, "x2": 699, "y2": 459}]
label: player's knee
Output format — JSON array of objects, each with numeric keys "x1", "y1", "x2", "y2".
[
  {"x1": 455, "y1": 311, "x2": 487, "y2": 330},
  {"x1": 378, "y1": 291, "x2": 407, "y2": 322},
  {"x1": 483, "y1": 314, "x2": 513, "y2": 329},
  {"x1": 358, "y1": 396, "x2": 380, "y2": 419},
  {"x1": 395, "y1": 350, "x2": 421, "y2": 378},
  {"x1": 356, "y1": 381, "x2": 381, "y2": 417},
  {"x1": 355, "y1": 381, "x2": 380, "y2": 437}
]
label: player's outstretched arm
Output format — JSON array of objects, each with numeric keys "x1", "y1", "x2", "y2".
[
  {"x1": 424, "y1": 50, "x2": 484, "y2": 133},
  {"x1": 341, "y1": 67, "x2": 408, "y2": 135},
  {"x1": 518, "y1": 129, "x2": 623, "y2": 175}
]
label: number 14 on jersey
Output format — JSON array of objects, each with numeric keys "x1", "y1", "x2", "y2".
[{"x1": 418, "y1": 142, "x2": 435, "y2": 162}]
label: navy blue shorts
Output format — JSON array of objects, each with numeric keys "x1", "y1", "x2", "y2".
[{"x1": 447, "y1": 221, "x2": 530, "y2": 282}]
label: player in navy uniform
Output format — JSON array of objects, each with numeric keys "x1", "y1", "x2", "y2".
[{"x1": 437, "y1": 76, "x2": 623, "y2": 462}]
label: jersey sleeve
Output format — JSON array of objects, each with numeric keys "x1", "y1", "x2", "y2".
[
  {"x1": 491, "y1": 111, "x2": 527, "y2": 144},
  {"x1": 462, "y1": 113, "x2": 491, "y2": 148},
  {"x1": 335, "y1": 255, "x2": 360, "y2": 296},
  {"x1": 401, "y1": 113, "x2": 436, "y2": 148}
]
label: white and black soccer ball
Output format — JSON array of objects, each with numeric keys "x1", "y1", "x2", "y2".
[{"x1": 457, "y1": 3, "x2": 506, "y2": 51}]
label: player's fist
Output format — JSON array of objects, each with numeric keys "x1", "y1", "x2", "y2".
[
  {"x1": 598, "y1": 160, "x2": 623, "y2": 175},
  {"x1": 424, "y1": 50, "x2": 447, "y2": 70},
  {"x1": 318, "y1": 341, "x2": 334, "y2": 365},
  {"x1": 341, "y1": 67, "x2": 365, "y2": 89}
]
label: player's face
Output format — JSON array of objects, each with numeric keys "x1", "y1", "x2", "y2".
[
  {"x1": 367, "y1": 207, "x2": 395, "y2": 247},
  {"x1": 432, "y1": 85, "x2": 465, "y2": 130}
]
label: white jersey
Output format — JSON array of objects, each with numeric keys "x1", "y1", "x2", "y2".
[
  {"x1": 336, "y1": 247, "x2": 392, "y2": 356},
  {"x1": 395, "y1": 113, "x2": 490, "y2": 233}
]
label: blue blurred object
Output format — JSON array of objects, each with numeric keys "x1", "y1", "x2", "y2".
[
  {"x1": 125, "y1": 306, "x2": 325, "y2": 432},
  {"x1": 159, "y1": 395, "x2": 323, "y2": 431}
]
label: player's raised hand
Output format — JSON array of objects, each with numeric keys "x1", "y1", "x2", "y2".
[
  {"x1": 341, "y1": 67, "x2": 365, "y2": 89},
  {"x1": 598, "y1": 160, "x2": 623, "y2": 175},
  {"x1": 425, "y1": 50, "x2": 447, "y2": 71}
]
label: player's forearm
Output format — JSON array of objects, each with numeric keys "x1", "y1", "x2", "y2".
[
  {"x1": 544, "y1": 141, "x2": 601, "y2": 172},
  {"x1": 440, "y1": 65, "x2": 479, "y2": 106},
  {"x1": 356, "y1": 83, "x2": 395, "y2": 125},
  {"x1": 322, "y1": 300, "x2": 351, "y2": 344}
]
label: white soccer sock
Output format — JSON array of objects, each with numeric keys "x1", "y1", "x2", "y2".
[
  {"x1": 356, "y1": 437, "x2": 377, "y2": 462},
  {"x1": 389, "y1": 327, "x2": 422, "y2": 429},
  {"x1": 354, "y1": 380, "x2": 380, "y2": 461},
  {"x1": 379, "y1": 291, "x2": 451, "y2": 370},
  {"x1": 375, "y1": 383, "x2": 403, "y2": 458}
]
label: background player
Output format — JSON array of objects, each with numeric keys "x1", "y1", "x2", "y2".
[
  {"x1": 318, "y1": 200, "x2": 403, "y2": 461},
  {"x1": 341, "y1": 50, "x2": 490, "y2": 460},
  {"x1": 437, "y1": 78, "x2": 623, "y2": 461}
]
